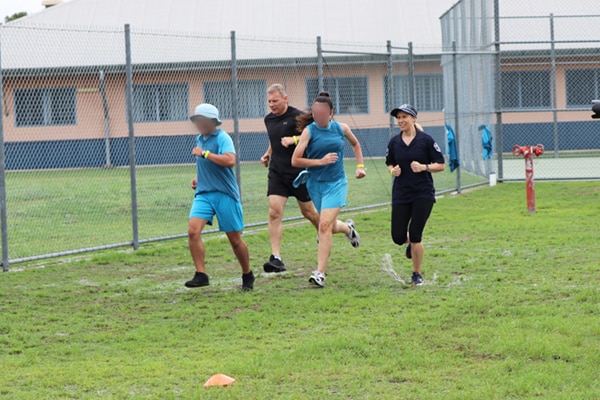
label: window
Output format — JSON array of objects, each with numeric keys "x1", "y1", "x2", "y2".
[
  {"x1": 565, "y1": 69, "x2": 600, "y2": 108},
  {"x1": 501, "y1": 70, "x2": 551, "y2": 109},
  {"x1": 132, "y1": 83, "x2": 189, "y2": 123},
  {"x1": 14, "y1": 87, "x2": 77, "y2": 127},
  {"x1": 203, "y1": 80, "x2": 266, "y2": 119},
  {"x1": 305, "y1": 77, "x2": 369, "y2": 114},
  {"x1": 384, "y1": 74, "x2": 444, "y2": 112}
]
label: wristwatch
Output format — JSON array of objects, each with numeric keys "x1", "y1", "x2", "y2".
[{"x1": 426, "y1": 164, "x2": 430, "y2": 172}]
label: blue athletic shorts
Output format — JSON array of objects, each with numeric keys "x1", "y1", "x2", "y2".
[
  {"x1": 306, "y1": 178, "x2": 348, "y2": 213},
  {"x1": 189, "y1": 191, "x2": 244, "y2": 232}
]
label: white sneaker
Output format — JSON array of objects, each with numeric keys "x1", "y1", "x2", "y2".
[
  {"x1": 345, "y1": 219, "x2": 360, "y2": 248},
  {"x1": 309, "y1": 270, "x2": 326, "y2": 287}
]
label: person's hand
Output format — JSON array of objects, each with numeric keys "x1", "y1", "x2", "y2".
[
  {"x1": 411, "y1": 161, "x2": 426, "y2": 173},
  {"x1": 391, "y1": 165, "x2": 401, "y2": 177},
  {"x1": 355, "y1": 167, "x2": 366, "y2": 179},
  {"x1": 190, "y1": 177, "x2": 197, "y2": 190},
  {"x1": 281, "y1": 137, "x2": 295, "y2": 148},
  {"x1": 320, "y1": 152, "x2": 339, "y2": 166},
  {"x1": 260, "y1": 153, "x2": 270, "y2": 167},
  {"x1": 192, "y1": 146, "x2": 204, "y2": 157}
]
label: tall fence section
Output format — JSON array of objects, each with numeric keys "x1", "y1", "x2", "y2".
[{"x1": 1, "y1": 0, "x2": 599, "y2": 269}]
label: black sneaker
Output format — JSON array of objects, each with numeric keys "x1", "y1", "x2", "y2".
[
  {"x1": 242, "y1": 271, "x2": 255, "y2": 291},
  {"x1": 405, "y1": 243, "x2": 412, "y2": 259},
  {"x1": 263, "y1": 255, "x2": 286, "y2": 273},
  {"x1": 185, "y1": 271, "x2": 209, "y2": 288},
  {"x1": 411, "y1": 272, "x2": 424, "y2": 286}
]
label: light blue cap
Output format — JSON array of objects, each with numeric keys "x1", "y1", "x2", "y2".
[{"x1": 190, "y1": 103, "x2": 222, "y2": 125}]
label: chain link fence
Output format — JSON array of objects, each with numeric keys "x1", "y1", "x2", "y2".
[
  {"x1": 498, "y1": 12, "x2": 600, "y2": 180},
  {"x1": 0, "y1": 23, "x2": 461, "y2": 269},
  {"x1": 440, "y1": 0, "x2": 600, "y2": 184},
  {"x1": 1, "y1": 0, "x2": 599, "y2": 269}
]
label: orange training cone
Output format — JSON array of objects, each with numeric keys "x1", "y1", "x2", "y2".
[{"x1": 203, "y1": 374, "x2": 236, "y2": 388}]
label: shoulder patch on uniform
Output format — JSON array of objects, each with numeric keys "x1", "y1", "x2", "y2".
[{"x1": 433, "y1": 142, "x2": 442, "y2": 153}]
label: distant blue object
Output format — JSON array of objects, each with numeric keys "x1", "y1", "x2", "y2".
[
  {"x1": 445, "y1": 123, "x2": 459, "y2": 173},
  {"x1": 479, "y1": 124, "x2": 493, "y2": 160}
]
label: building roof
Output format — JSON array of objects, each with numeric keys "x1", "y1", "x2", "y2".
[
  {"x1": 10, "y1": 0, "x2": 444, "y2": 45},
  {"x1": 1, "y1": 0, "x2": 447, "y2": 71}
]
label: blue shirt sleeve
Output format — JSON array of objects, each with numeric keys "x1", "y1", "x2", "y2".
[{"x1": 217, "y1": 130, "x2": 236, "y2": 155}]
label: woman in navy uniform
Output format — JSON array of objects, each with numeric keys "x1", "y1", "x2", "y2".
[{"x1": 386, "y1": 104, "x2": 445, "y2": 286}]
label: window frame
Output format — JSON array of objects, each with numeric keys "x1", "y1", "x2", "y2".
[
  {"x1": 132, "y1": 82, "x2": 189, "y2": 123},
  {"x1": 14, "y1": 86, "x2": 77, "y2": 127},
  {"x1": 305, "y1": 76, "x2": 370, "y2": 115}
]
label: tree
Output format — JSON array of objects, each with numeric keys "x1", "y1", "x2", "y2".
[{"x1": 4, "y1": 12, "x2": 28, "y2": 24}]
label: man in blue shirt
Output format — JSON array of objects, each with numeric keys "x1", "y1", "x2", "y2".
[{"x1": 185, "y1": 103, "x2": 254, "y2": 290}]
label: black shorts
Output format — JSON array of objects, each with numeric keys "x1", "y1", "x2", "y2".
[{"x1": 267, "y1": 173, "x2": 311, "y2": 202}]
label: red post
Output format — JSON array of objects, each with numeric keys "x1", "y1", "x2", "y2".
[{"x1": 512, "y1": 144, "x2": 544, "y2": 213}]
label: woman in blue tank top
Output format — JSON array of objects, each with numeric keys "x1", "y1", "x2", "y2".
[{"x1": 291, "y1": 92, "x2": 366, "y2": 287}]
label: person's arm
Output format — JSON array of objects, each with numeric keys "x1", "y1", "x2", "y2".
[
  {"x1": 410, "y1": 137, "x2": 446, "y2": 174},
  {"x1": 192, "y1": 146, "x2": 236, "y2": 168},
  {"x1": 260, "y1": 143, "x2": 272, "y2": 167},
  {"x1": 410, "y1": 161, "x2": 445, "y2": 173},
  {"x1": 291, "y1": 128, "x2": 338, "y2": 168},
  {"x1": 341, "y1": 123, "x2": 366, "y2": 179}
]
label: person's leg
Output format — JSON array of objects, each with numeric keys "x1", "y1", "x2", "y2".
[
  {"x1": 214, "y1": 194, "x2": 253, "y2": 286},
  {"x1": 318, "y1": 179, "x2": 357, "y2": 245},
  {"x1": 188, "y1": 217, "x2": 209, "y2": 273},
  {"x1": 226, "y1": 231, "x2": 250, "y2": 274},
  {"x1": 297, "y1": 199, "x2": 320, "y2": 230},
  {"x1": 316, "y1": 207, "x2": 341, "y2": 273},
  {"x1": 391, "y1": 203, "x2": 411, "y2": 246},
  {"x1": 267, "y1": 194, "x2": 288, "y2": 257},
  {"x1": 407, "y1": 200, "x2": 435, "y2": 275}
]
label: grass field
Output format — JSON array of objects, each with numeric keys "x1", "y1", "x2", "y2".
[
  {"x1": 6, "y1": 160, "x2": 484, "y2": 260},
  {"x1": 1, "y1": 181, "x2": 598, "y2": 398}
]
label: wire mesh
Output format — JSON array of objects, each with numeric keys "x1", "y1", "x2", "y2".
[{"x1": 1, "y1": 1, "x2": 599, "y2": 266}]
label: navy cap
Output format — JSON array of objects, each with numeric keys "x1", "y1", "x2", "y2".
[{"x1": 390, "y1": 104, "x2": 418, "y2": 118}]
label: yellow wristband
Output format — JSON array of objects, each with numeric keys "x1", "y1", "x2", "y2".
[
  {"x1": 203, "y1": 150, "x2": 210, "y2": 159},
  {"x1": 293, "y1": 135, "x2": 298, "y2": 145},
  {"x1": 390, "y1": 169, "x2": 394, "y2": 175},
  {"x1": 357, "y1": 164, "x2": 364, "y2": 168}
]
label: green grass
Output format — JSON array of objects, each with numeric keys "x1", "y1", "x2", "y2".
[
  {"x1": 6, "y1": 160, "x2": 483, "y2": 260},
  {"x1": 1, "y1": 181, "x2": 598, "y2": 398}
]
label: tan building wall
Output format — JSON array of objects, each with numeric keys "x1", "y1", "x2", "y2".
[{"x1": 4, "y1": 56, "x2": 595, "y2": 143}]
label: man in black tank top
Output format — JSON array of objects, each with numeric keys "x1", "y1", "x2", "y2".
[{"x1": 260, "y1": 84, "x2": 320, "y2": 273}]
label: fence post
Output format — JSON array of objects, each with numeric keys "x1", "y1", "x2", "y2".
[
  {"x1": 230, "y1": 31, "x2": 242, "y2": 198},
  {"x1": 549, "y1": 13, "x2": 559, "y2": 158},
  {"x1": 0, "y1": 34, "x2": 9, "y2": 271},
  {"x1": 452, "y1": 41, "x2": 461, "y2": 193},
  {"x1": 317, "y1": 36, "x2": 324, "y2": 93},
  {"x1": 99, "y1": 70, "x2": 112, "y2": 167},
  {"x1": 494, "y1": 0, "x2": 503, "y2": 182},
  {"x1": 408, "y1": 42, "x2": 416, "y2": 106},
  {"x1": 386, "y1": 40, "x2": 395, "y2": 138},
  {"x1": 124, "y1": 24, "x2": 139, "y2": 250}
]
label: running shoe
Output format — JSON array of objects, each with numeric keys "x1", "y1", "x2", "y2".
[
  {"x1": 263, "y1": 255, "x2": 286, "y2": 273},
  {"x1": 411, "y1": 272, "x2": 424, "y2": 286},
  {"x1": 309, "y1": 270, "x2": 326, "y2": 287},
  {"x1": 345, "y1": 219, "x2": 360, "y2": 248},
  {"x1": 184, "y1": 271, "x2": 209, "y2": 288},
  {"x1": 242, "y1": 271, "x2": 255, "y2": 291}
]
